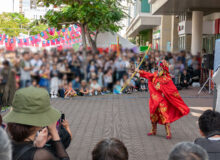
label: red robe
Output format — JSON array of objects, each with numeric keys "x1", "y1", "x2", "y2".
[{"x1": 140, "y1": 71, "x2": 190, "y2": 124}]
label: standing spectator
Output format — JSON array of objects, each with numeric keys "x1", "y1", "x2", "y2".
[
  {"x1": 104, "y1": 68, "x2": 113, "y2": 92},
  {"x1": 195, "y1": 110, "x2": 220, "y2": 160},
  {"x1": 72, "y1": 76, "x2": 81, "y2": 94},
  {"x1": 20, "y1": 51, "x2": 32, "y2": 88},
  {"x1": 69, "y1": 55, "x2": 81, "y2": 77},
  {"x1": 168, "y1": 142, "x2": 208, "y2": 160},
  {"x1": 114, "y1": 57, "x2": 126, "y2": 80},
  {"x1": 92, "y1": 138, "x2": 128, "y2": 160},
  {"x1": 50, "y1": 64, "x2": 59, "y2": 98},
  {"x1": 0, "y1": 127, "x2": 11, "y2": 160},
  {"x1": 39, "y1": 65, "x2": 50, "y2": 91},
  {"x1": 30, "y1": 53, "x2": 42, "y2": 83},
  {"x1": 3, "y1": 87, "x2": 70, "y2": 160},
  {"x1": 97, "y1": 68, "x2": 104, "y2": 88},
  {"x1": 0, "y1": 60, "x2": 16, "y2": 107}
]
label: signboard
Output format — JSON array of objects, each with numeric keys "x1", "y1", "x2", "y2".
[
  {"x1": 140, "y1": 46, "x2": 148, "y2": 52},
  {"x1": 153, "y1": 30, "x2": 160, "y2": 39},
  {"x1": 166, "y1": 41, "x2": 171, "y2": 52},
  {"x1": 214, "y1": 39, "x2": 220, "y2": 72}
]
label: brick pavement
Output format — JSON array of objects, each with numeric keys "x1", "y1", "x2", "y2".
[{"x1": 51, "y1": 88, "x2": 213, "y2": 160}]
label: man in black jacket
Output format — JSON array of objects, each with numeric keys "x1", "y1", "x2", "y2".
[{"x1": 195, "y1": 110, "x2": 220, "y2": 160}]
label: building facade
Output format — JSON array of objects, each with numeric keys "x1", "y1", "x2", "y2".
[
  {"x1": 125, "y1": 0, "x2": 161, "y2": 51},
  {"x1": 149, "y1": 0, "x2": 220, "y2": 55},
  {"x1": 18, "y1": 0, "x2": 50, "y2": 20}
]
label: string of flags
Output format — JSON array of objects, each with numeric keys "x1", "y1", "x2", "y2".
[{"x1": 0, "y1": 25, "x2": 82, "y2": 49}]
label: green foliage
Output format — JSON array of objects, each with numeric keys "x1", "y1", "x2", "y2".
[
  {"x1": 42, "y1": 0, "x2": 126, "y2": 34},
  {"x1": 0, "y1": 12, "x2": 30, "y2": 37}
]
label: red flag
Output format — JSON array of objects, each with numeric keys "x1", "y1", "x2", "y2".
[
  {"x1": 46, "y1": 40, "x2": 50, "y2": 46},
  {"x1": 51, "y1": 39, "x2": 56, "y2": 46},
  {"x1": 61, "y1": 37, "x2": 65, "y2": 44},
  {"x1": 49, "y1": 28, "x2": 55, "y2": 36},
  {"x1": 42, "y1": 31, "x2": 48, "y2": 39},
  {"x1": 42, "y1": 41, "x2": 46, "y2": 47},
  {"x1": 55, "y1": 38, "x2": 60, "y2": 44},
  {"x1": 0, "y1": 37, "x2": 3, "y2": 45},
  {"x1": 57, "y1": 29, "x2": 61, "y2": 36},
  {"x1": 18, "y1": 39, "x2": 23, "y2": 47}
]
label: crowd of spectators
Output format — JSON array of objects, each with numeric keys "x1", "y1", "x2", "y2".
[{"x1": 0, "y1": 48, "x2": 203, "y2": 101}]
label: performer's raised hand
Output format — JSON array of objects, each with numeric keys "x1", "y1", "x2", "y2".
[{"x1": 135, "y1": 67, "x2": 140, "y2": 73}]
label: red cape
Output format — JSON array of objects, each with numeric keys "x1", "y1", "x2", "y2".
[{"x1": 140, "y1": 71, "x2": 190, "y2": 124}]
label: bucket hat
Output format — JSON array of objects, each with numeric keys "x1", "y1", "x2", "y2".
[{"x1": 3, "y1": 87, "x2": 61, "y2": 127}]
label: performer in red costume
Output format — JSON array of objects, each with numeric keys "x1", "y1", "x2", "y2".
[{"x1": 136, "y1": 60, "x2": 190, "y2": 139}]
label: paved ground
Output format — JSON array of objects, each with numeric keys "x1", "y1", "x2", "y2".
[{"x1": 51, "y1": 88, "x2": 213, "y2": 160}]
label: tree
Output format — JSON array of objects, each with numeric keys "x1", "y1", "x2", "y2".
[
  {"x1": 0, "y1": 12, "x2": 30, "y2": 37},
  {"x1": 41, "y1": 0, "x2": 126, "y2": 52}
]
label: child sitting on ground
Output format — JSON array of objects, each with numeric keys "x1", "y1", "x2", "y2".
[
  {"x1": 64, "y1": 82, "x2": 77, "y2": 98},
  {"x1": 139, "y1": 78, "x2": 148, "y2": 92},
  {"x1": 113, "y1": 80, "x2": 122, "y2": 94}
]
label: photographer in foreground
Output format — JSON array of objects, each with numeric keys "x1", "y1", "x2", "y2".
[{"x1": 3, "y1": 87, "x2": 69, "y2": 160}]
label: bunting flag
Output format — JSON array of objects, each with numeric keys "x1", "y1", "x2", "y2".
[
  {"x1": 49, "y1": 28, "x2": 55, "y2": 36},
  {"x1": 62, "y1": 28, "x2": 68, "y2": 35},
  {"x1": 0, "y1": 37, "x2": 3, "y2": 45},
  {"x1": 57, "y1": 29, "x2": 61, "y2": 36},
  {"x1": 3, "y1": 34, "x2": 7, "y2": 40},
  {"x1": 23, "y1": 38, "x2": 29, "y2": 46},
  {"x1": 0, "y1": 26, "x2": 82, "y2": 49},
  {"x1": 46, "y1": 40, "x2": 50, "y2": 46},
  {"x1": 35, "y1": 42, "x2": 40, "y2": 47},
  {"x1": 61, "y1": 37, "x2": 65, "y2": 44},
  {"x1": 42, "y1": 41, "x2": 46, "y2": 47},
  {"x1": 18, "y1": 39, "x2": 23, "y2": 47},
  {"x1": 51, "y1": 39, "x2": 56, "y2": 46},
  {"x1": 55, "y1": 38, "x2": 60, "y2": 45},
  {"x1": 73, "y1": 24, "x2": 81, "y2": 32},
  {"x1": 40, "y1": 31, "x2": 48, "y2": 39}
]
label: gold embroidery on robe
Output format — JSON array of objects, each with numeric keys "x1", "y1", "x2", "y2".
[
  {"x1": 173, "y1": 92, "x2": 180, "y2": 98},
  {"x1": 150, "y1": 114, "x2": 158, "y2": 122},
  {"x1": 159, "y1": 114, "x2": 166, "y2": 124},
  {"x1": 151, "y1": 94, "x2": 158, "y2": 100},
  {"x1": 155, "y1": 82, "x2": 160, "y2": 90}
]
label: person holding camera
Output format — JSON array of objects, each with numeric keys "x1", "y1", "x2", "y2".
[{"x1": 3, "y1": 87, "x2": 70, "y2": 160}]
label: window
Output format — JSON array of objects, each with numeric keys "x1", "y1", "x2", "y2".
[{"x1": 141, "y1": 0, "x2": 150, "y2": 13}]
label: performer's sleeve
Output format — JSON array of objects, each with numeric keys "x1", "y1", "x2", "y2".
[{"x1": 139, "y1": 70, "x2": 154, "y2": 80}]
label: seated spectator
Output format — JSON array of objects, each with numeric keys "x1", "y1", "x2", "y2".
[
  {"x1": 72, "y1": 76, "x2": 81, "y2": 94},
  {"x1": 180, "y1": 69, "x2": 191, "y2": 89},
  {"x1": 168, "y1": 142, "x2": 208, "y2": 160},
  {"x1": 65, "y1": 82, "x2": 77, "y2": 98},
  {"x1": 79, "y1": 80, "x2": 89, "y2": 96},
  {"x1": 104, "y1": 68, "x2": 113, "y2": 92},
  {"x1": 139, "y1": 78, "x2": 148, "y2": 92},
  {"x1": 195, "y1": 110, "x2": 220, "y2": 160},
  {"x1": 0, "y1": 127, "x2": 11, "y2": 160},
  {"x1": 92, "y1": 138, "x2": 128, "y2": 160},
  {"x1": 113, "y1": 80, "x2": 122, "y2": 94},
  {"x1": 3, "y1": 87, "x2": 69, "y2": 160},
  {"x1": 90, "y1": 79, "x2": 102, "y2": 96},
  {"x1": 120, "y1": 74, "x2": 131, "y2": 94}
]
